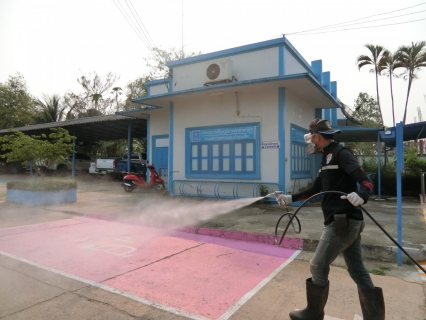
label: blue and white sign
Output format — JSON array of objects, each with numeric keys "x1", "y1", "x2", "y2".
[
  {"x1": 190, "y1": 125, "x2": 256, "y2": 142},
  {"x1": 261, "y1": 141, "x2": 280, "y2": 149}
]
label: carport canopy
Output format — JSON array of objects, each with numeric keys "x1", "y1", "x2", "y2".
[{"x1": 0, "y1": 114, "x2": 147, "y2": 145}]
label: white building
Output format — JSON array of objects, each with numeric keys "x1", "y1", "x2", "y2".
[{"x1": 119, "y1": 37, "x2": 346, "y2": 198}]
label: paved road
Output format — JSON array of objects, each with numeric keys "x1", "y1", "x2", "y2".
[{"x1": 0, "y1": 173, "x2": 425, "y2": 319}]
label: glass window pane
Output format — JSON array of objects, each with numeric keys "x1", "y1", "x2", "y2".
[
  {"x1": 212, "y1": 159, "x2": 219, "y2": 171},
  {"x1": 246, "y1": 158, "x2": 253, "y2": 171},
  {"x1": 192, "y1": 145, "x2": 198, "y2": 157},
  {"x1": 223, "y1": 144, "x2": 230, "y2": 156},
  {"x1": 202, "y1": 144, "x2": 208, "y2": 157},
  {"x1": 235, "y1": 158, "x2": 242, "y2": 171},
  {"x1": 223, "y1": 158, "x2": 230, "y2": 171},
  {"x1": 192, "y1": 159, "x2": 198, "y2": 171},
  {"x1": 212, "y1": 144, "x2": 219, "y2": 156},
  {"x1": 246, "y1": 143, "x2": 254, "y2": 156},
  {"x1": 202, "y1": 159, "x2": 208, "y2": 171},
  {"x1": 235, "y1": 143, "x2": 242, "y2": 156}
]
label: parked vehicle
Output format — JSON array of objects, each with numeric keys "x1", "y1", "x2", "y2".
[
  {"x1": 93, "y1": 158, "x2": 118, "y2": 174},
  {"x1": 94, "y1": 152, "x2": 147, "y2": 175},
  {"x1": 0, "y1": 159, "x2": 25, "y2": 174},
  {"x1": 50, "y1": 153, "x2": 92, "y2": 172},
  {"x1": 29, "y1": 153, "x2": 92, "y2": 172},
  {"x1": 122, "y1": 163, "x2": 165, "y2": 192}
]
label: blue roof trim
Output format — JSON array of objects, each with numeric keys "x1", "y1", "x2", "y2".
[
  {"x1": 133, "y1": 73, "x2": 304, "y2": 102},
  {"x1": 146, "y1": 78, "x2": 170, "y2": 86},
  {"x1": 116, "y1": 105, "x2": 161, "y2": 116},
  {"x1": 131, "y1": 73, "x2": 341, "y2": 108},
  {"x1": 167, "y1": 37, "x2": 315, "y2": 75}
]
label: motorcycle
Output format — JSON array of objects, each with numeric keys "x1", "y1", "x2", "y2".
[{"x1": 122, "y1": 164, "x2": 165, "y2": 193}]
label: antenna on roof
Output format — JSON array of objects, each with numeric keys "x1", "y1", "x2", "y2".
[{"x1": 340, "y1": 102, "x2": 363, "y2": 126}]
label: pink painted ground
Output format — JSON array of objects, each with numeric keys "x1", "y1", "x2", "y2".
[{"x1": 0, "y1": 217, "x2": 296, "y2": 319}]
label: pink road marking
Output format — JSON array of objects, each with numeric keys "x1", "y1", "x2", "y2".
[{"x1": 0, "y1": 217, "x2": 296, "y2": 319}]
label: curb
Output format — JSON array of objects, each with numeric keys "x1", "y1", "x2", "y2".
[{"x1": 179, "y1": 227, "x2": 426, "y2": 263}]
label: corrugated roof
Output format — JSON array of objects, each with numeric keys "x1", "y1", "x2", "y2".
[{"x1": 0, "y1": 114, "x2": 147, "y2": 145}]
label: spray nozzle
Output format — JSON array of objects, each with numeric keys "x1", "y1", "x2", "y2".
[{"x1": 264, "y1": 191, "x2": 283, "y2": 198}]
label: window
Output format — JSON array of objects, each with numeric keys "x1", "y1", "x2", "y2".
[
  {"x1": 290, "y1": 124, "x2": 312, "y2": 178},
  {"x1": 186, "y1": 124, "x2": 260, "y2": 179}
]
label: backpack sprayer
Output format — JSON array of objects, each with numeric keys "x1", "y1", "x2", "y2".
[{"x1": 266, "y1": 190, "x2": 426, "y2": 274}]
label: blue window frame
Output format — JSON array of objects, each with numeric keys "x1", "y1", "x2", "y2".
[
  {"x1": 186, "y1": 123, "x2": 260, "y2": 179},
  {"x1": 290, "y1": 124, "x2": 312, "y2": 179}
]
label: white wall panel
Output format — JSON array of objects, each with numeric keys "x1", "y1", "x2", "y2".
[
  {"x1": 150, "y1": 83, "x2": 169, "y2": 95},
  {"x1": 285, "y1": 52, "x2": 308, "y2": 75},
  {"x1": 172, "y1": 48, "x2": 279, "y2": 92},
  {"x1": 284, "y1": 91, "x2": 316, "y2": 193}
]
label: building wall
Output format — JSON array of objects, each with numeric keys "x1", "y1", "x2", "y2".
[
  {"x1": 171, "y1": 88, "x2": 279, "y2": 183},
  {"x1": 284, "y1": 91, "x2": 316, "y2": 193},
  {"x1": 136, "y1": 38, "x2": 342, "y2": 198}
]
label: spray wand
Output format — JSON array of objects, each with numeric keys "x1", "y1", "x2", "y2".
[{"x1": 263, "y1": 191, "x2": 301, "y2": 235}]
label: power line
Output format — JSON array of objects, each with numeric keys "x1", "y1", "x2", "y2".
[
  {"x1": 306, "y1": 9, "x2": 426, "y2": 32},
  {"x1": 286, "y1": 2, "x2": 426, "y2": 35},
  {"x1": 112, "y1": 0, "x2": 154, "y2": 53},
  {"x1": 291, "y1": 17, "x2": 426, "y2": 36},
  {"x1": 126, "y1": 0, "x2": 157, "y2": 49}
]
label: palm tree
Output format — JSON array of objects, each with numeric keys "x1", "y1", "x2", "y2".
[
  {"x1": 357, "y1": 44, "x2": 386, "y2": 125},
  {"x1": 34, "y1": 94, "x2": 65, "y2": 123},
  {"x1": 396, "y1": 41, "x2": 426, "y2": 124},
  {"x1": 111, "y1": 87, "x2": 122, "y2": 111},
  {"x1": 90, "y1": 93, "x2": 102, "y2": 111},
  {"x1": 379, "y1": 50, "x2": 401, "y2": 127}
]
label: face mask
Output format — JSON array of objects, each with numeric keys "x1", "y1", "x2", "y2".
[{"x1": 304, "y1": 133, "x2": 318, "y2": 154}]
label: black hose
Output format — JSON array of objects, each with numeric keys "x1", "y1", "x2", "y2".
[{"x1": 274, "y1": 190, "x2": 426, "y2": 274}]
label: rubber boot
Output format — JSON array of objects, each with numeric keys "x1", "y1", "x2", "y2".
[
  {"x1": 289, "y1": 278, "x2": 329, "y2": 320},
  {"x1": 358, "y1": 286, "x2": 385, "y2": 320}
]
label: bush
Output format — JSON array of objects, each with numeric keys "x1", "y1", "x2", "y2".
[{"x1": 7, "y1": 178, "x2": 77, "y2": 191}]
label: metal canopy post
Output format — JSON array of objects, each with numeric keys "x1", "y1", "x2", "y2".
[
  {"x1": 72, "y1": 127, "x2": 76, "y2": 179},
  {"x1": 377, "y1": 132, "x2": 381, "y2": 199},
  {"x1": 396, "y1": 122, "x2": 404, "y2": 266},
  {"x1": 127, "y1": 121, "x2": 132, "y2": 172}
]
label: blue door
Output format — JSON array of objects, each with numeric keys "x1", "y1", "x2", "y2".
[{"x1": 154, "y1": 147, "x2": 168, "y2": 179}]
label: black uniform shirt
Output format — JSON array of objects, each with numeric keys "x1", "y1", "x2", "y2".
[{"x1": 292, "y1": 141, "x2": 373, "y2": 225}]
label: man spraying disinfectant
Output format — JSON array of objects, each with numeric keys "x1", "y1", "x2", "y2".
[{"x1": 275, "y1": 119, "x2": 384, "y2": 320}]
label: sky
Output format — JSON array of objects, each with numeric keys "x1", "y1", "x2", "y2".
[{"x1": 0, "y1": 0, "x2": 425, "y2": 127}]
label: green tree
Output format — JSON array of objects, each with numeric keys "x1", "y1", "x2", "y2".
[
  {"x1": 120, "y1": 48, "x2": 202, "y2": 111},
  {"x1": 346, "y1": 93, "x2": 382, "y2": 156},
  {"x1": 144, "y1": 47, "x2": 201, "y2": 80},
  {"x1": 34, "y1": 94, "x2": 66, "y2": 123},
  {"x1": 357, "y1": 44, "x2": 386, "y2": 125},
  {"x1": 396, "y1": 41, "x2": 426, "y2": 124},
  {"x1": 0, "y1": 73, "x2": 37, "y2": 129},
  {"x1": 0, "y1": 127, "x2": 75, "y2": 174},
  {"x1": 123, "y1": 77, "x2": 148, "y2": 111},
  {"x1": 380, "y1": 50, "x2": 401, "y2": 127},
  {"x1": 76, "y1": 72, "x2": 119, "y2": 114}
]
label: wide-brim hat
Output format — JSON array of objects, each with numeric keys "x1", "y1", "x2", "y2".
[{"x1": 309, "y1": 118, "x2": 341, "y2": 134}]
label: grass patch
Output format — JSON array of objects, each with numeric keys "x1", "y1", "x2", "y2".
[
  {"x1": 369, "y1": 266, "x2": 390, "y2": 276},
  {"x1": 7, "y1": 178, "x2": 77, "y2": 191}
]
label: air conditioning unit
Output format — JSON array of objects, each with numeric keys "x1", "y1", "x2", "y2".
[{"x1": 205, "y1": 59, "x2": 233, "y2": 84}]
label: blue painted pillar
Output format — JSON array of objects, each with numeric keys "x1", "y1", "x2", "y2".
[
  {"x1": 311, "y1": 60, "x2": 323, "y2": 83},
  {"x1": 322, "y1": 72, "x2": 330, "y2": 92},
  {"x1": 396, "y1": 122, "x2": 404, "y2": 266},
  {"x1": 377, "y1": 133, "x2": 381, "y2": 199},
  {"x1": 127, "y1": 121, "x2": 132, "y2": 172},
  {"x1": 169, "y1": 103, "x2": 174, "y2": 194},
  {"x1": 330, "y1": 81, "x2": 337, "y2": 99},
  {"x1": 278, "y1": 88, "x2": 286, "y2": 192},
  {"x1": 72, "y1": 127, "x2": 76, "y2": 179}
]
